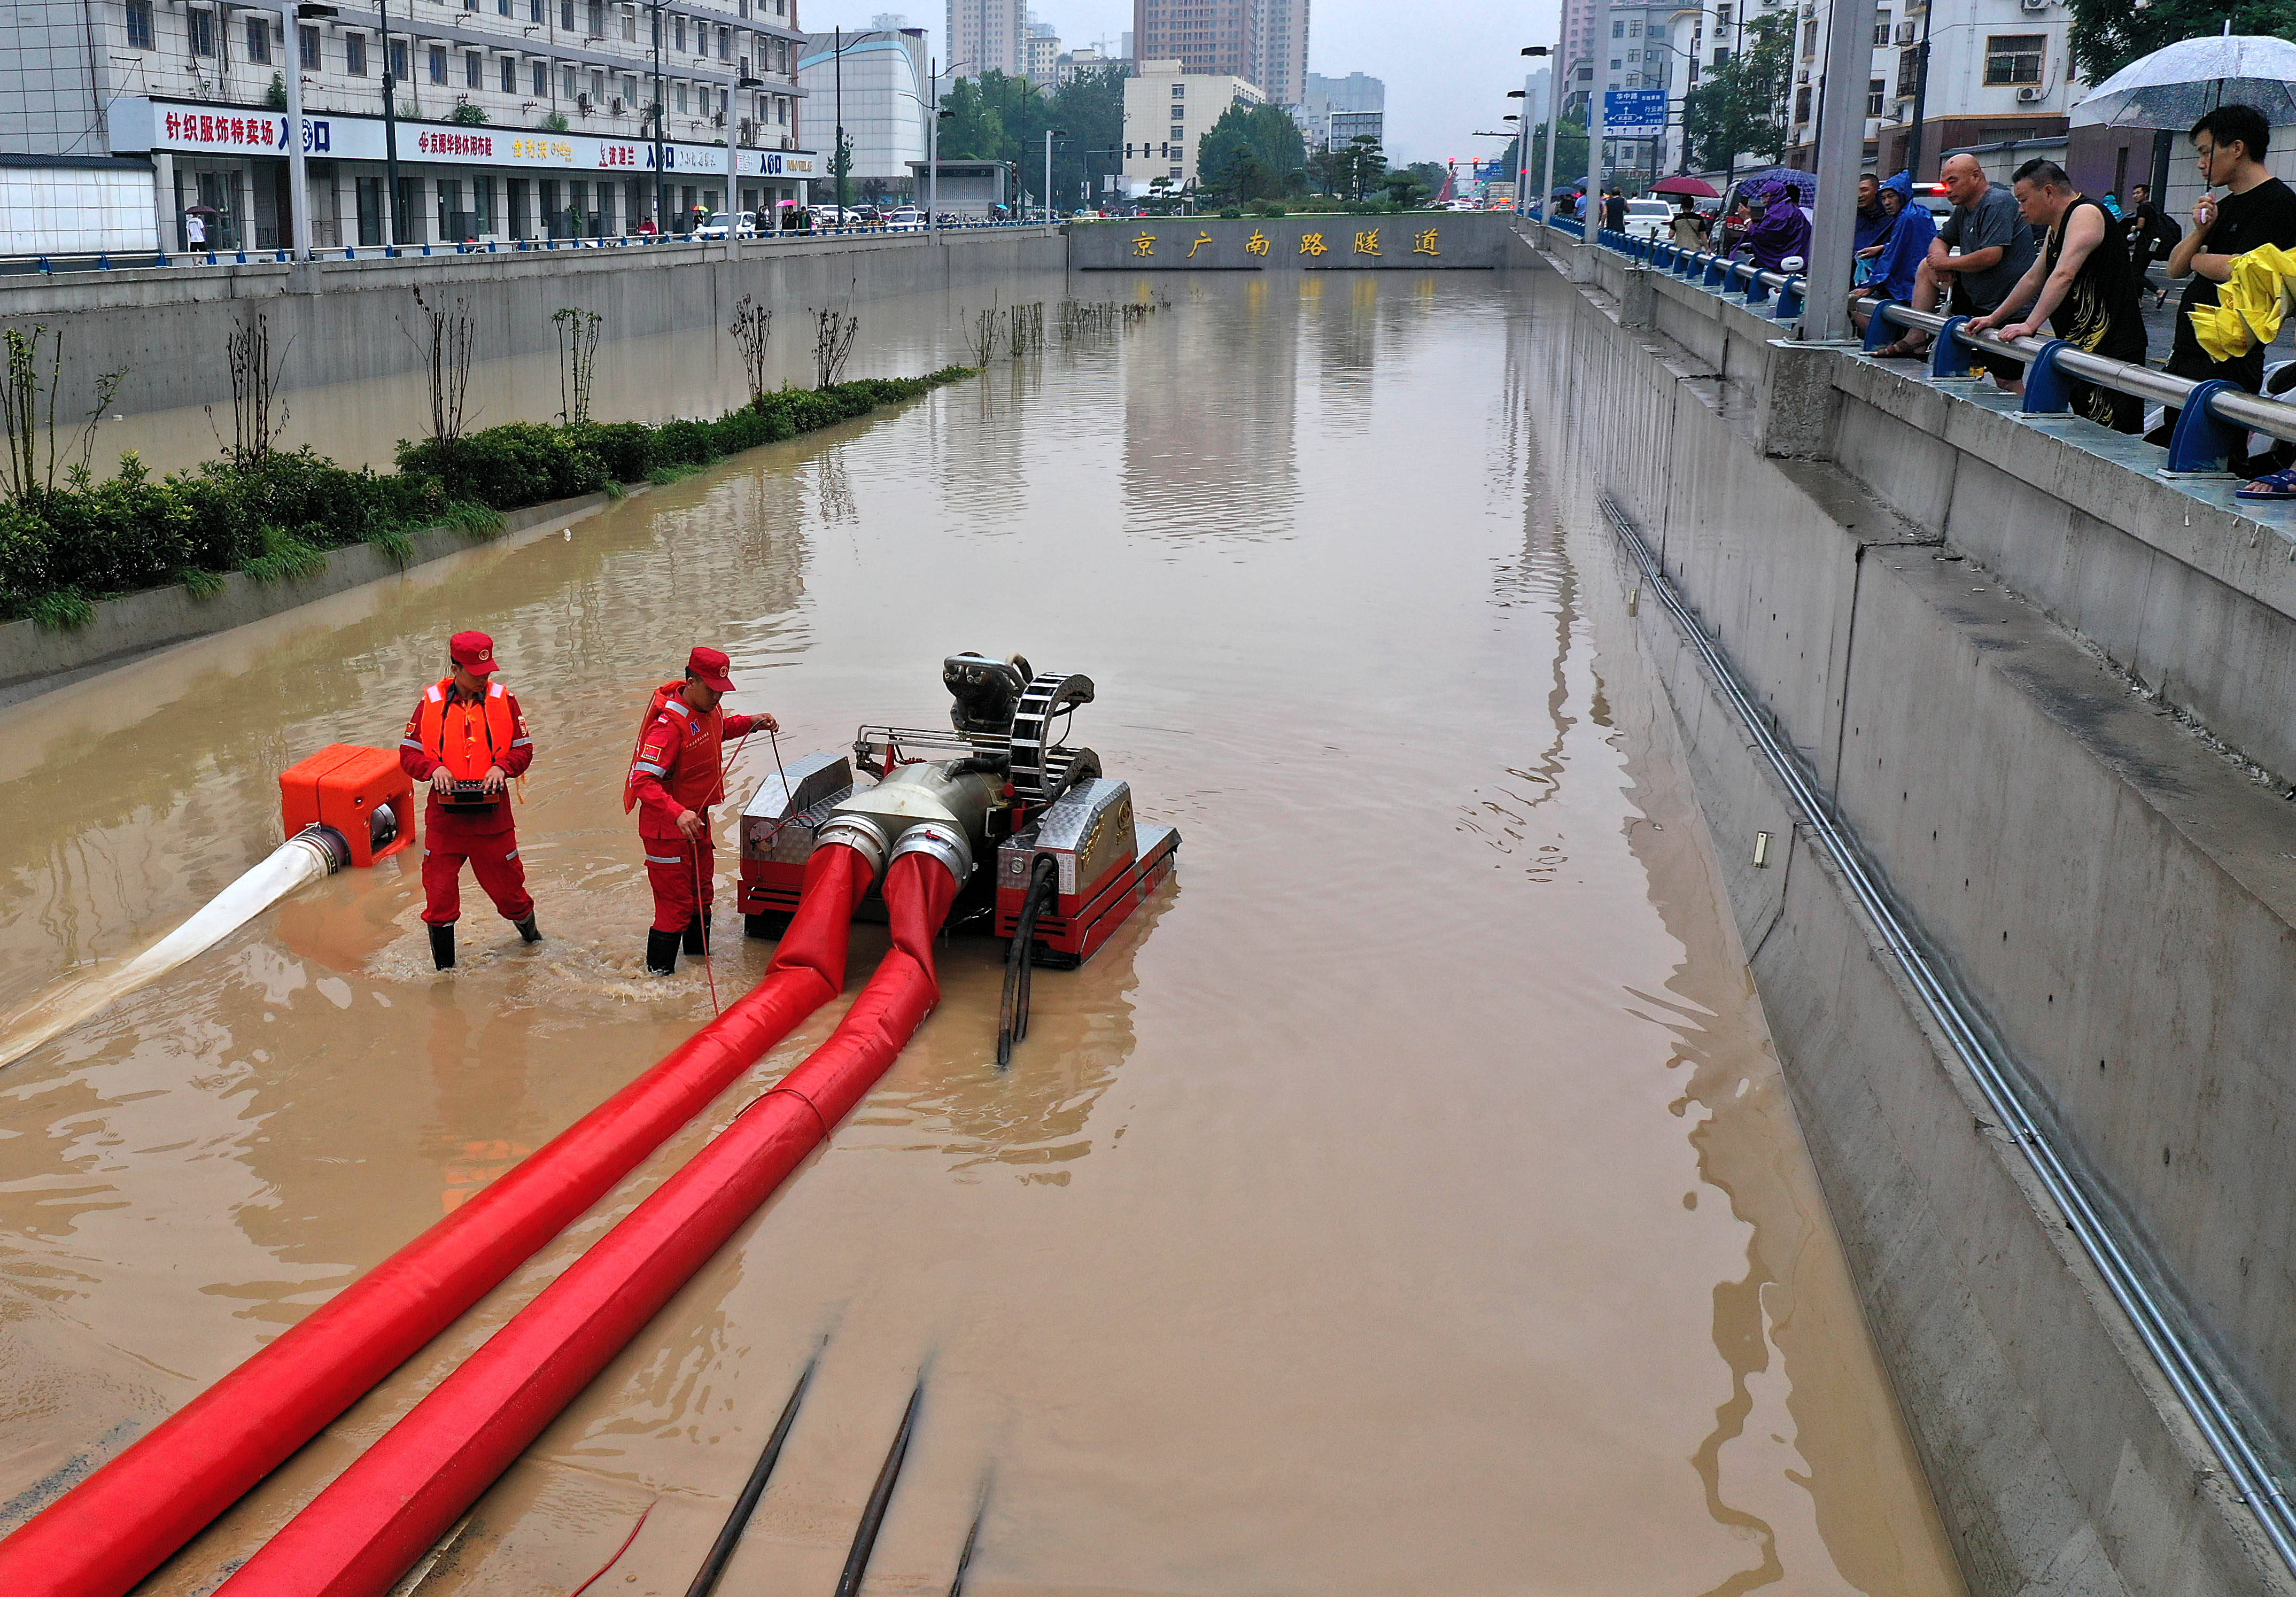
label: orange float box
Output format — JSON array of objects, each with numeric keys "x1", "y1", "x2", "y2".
[{"x1": 279, "y1": 744, "x2": 415, "y2": 867}]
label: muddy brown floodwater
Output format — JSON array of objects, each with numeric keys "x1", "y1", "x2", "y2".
[{"x1": 0, "y1": 272, "x2": 1967, "y2": 1596}]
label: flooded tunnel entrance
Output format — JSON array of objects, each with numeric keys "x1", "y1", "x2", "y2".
[{"x1": 0, "y1": 273, "x2": 1964, "y2": 1595}]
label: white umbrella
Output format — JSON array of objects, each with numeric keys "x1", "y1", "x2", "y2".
[{"x1": 2072, "y1": 34, "x2": 2296, "y2": 128}]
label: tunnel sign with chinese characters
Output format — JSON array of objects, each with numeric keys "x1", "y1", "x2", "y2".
[{"x1": 1075, "y1": 211, "x2": 1518, "y2": 272}]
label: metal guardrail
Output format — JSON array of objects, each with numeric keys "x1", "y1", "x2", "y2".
[
  {"x1": 0, "y1": 218, "x2": 1051, "y2": 278},
  {"x1": 1578, "y1": 227, "x2": 2296, "y2": 476}
]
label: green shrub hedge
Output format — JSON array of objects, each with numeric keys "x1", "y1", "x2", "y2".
[{"x1": 1, "y1": 367, "x2": 973, "y2": 624}]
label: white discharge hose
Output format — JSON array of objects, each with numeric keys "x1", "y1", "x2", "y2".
[{"x1": 0, "y1": 827, "x2": 347, "y2": 1072}]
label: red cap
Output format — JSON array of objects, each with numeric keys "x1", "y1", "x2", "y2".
[
  {"x1": 449, "y1": 630, "x2": 499, "y2": 673},
  {"x1": 687, "y1": 645, "x2": 735, "y2": 693}
]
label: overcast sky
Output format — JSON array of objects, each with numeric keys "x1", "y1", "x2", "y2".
[{"x1": 794, "y1": 0, "x2": 1565, "y2": 167}]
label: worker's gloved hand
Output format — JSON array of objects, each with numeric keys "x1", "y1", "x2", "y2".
[
  {"x1": 481, "y1": 765, "x2": 509, "y2": 795},
  {"x1": 430, "y1": 769, "x2": 456, "y2": 796},
  {"x1": 677, "y1": 809, "x2": 707, "y2": 839}
]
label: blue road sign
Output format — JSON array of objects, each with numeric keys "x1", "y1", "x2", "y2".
[{"x1": 1603, "y1": 88, "x2": 1667, "y2": 135}]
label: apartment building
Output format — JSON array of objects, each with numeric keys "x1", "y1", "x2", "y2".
[
  {"x1": 1120, "y1": 57, "x2": 1261, "y2": 192},
  {"x1": 1130, "y1": 0, "x2": 1303, "y2": 113},
  {"x1": 2, "y1": 0, "x2": 816, "y2": 251},
  {"x1": 1025, "y1": 17, "x2": 1061, "y2": 86},
  {"x1": 948, "y1": 0, "x2": 1027, "y2": 78}
]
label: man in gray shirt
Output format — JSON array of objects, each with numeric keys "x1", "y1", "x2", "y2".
[{"x1": 1873, "y1": 153, "x2": 2040, "y2": 377}]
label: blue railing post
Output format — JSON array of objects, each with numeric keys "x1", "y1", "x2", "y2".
[
  {"x1": 1743, "y1": 270, "x2": 1772, "y2": 306},
  {"x1": 2166, "y1": 378, "x2": 2244, "y2": 472},
  {"x1": 2019, "y1": 339, "x2": 2075, "y2": 414},
  {"x1": 1774, "y1": 276, "x2": 1804, "y2": 320},
  {"x1": 1861, "y1": 300, "x2": 1905, "y2": 351},
  {"x1": 1931, "y1": 316, "x2": 1975, "y2": 378}
]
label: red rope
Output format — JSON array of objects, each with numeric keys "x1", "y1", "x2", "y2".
[{"x1": 568, "y1": 1500, "x2": 656, "y2": 1597}]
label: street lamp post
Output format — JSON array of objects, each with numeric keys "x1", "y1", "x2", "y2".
[
  {"x1": 1542, "y1": 50, "x2": 1575, "y2": 225},
  {"x1": 834, "y1": 25, "x2": 848, "y2": 218},
  {"x1": 1586, "y1": 0, "x2": 1610, "y2": 227},
  {"x1": 1905, "y1": 0, "x2": 1935, "y2": 180},
  {"x1": 276, "y1": 1, "x2": 322, "y2": 259},
  {"x1": 377, "y1": 0, "x2": 400, "y2": 246},
  {"x1": 913, "y1": 56, "x2": 968, "y2": 236},
  {"x1": 729, "y1": 72, "x2": 762, "y2": 259},
  {"x1": 649, "y1": 0, "x2": 667, "y2": 234},
  {"x1": 1044, "y1": 126, "x2": 1068, "y2": 221},
  {"x1": 1512, "y1": 44, "x2": 1548, "y2": 216}
]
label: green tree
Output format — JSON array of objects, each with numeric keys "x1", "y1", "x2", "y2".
[
  {"x1": 1048, "y1": 64, "x2": 1129, "y2": 211},
  {"x1": 2067, "y1": 0, "x2": 2296, "y2": 81},
  {"x1": 1405, "y1": 160, "x2": 1447, "y2": 199},
  {"x1": 831, "y1": 128, "x2": 855, "y2": 208},
  {"x1": 1196, "y1": 102, "x2": 1308, "y2": 200},
  {"x1": 1380, "y1": 167, "x2": 1434, "y2": 208},
  {"x1": 1680, "y1": 12, "x2": 1791, "y2": 170}
]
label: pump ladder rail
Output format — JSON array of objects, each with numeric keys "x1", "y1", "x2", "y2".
[{"x1": 1596, "y1": 487, "x2": 2296, "y2": 1581}]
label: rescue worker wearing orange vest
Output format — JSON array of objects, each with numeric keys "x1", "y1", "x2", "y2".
[
  {"x1": 625, "y1": 646, "x2": 778, "y2": 975},
  {"x1": 399, "y1": 630, "x2": 541, "y2": 971}
]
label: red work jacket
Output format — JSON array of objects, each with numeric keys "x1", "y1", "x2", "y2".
[
  {"x1": 400, "y1": 678, "x2": 535, "y2": 838},
  {"x1": 624, "y1": 683, "x2": 759, "y2": 839}
]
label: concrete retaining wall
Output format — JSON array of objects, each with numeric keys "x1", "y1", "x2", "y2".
[
  {"x1": 1530, "y1": 235, "x2": 2296, "y2": 1596},
  {"x1": 0, "y1": 226, "x2": 1062, "y2": 425},
  {"x1": 0, "y1": 491, "x2": 615, "y2": 708}
]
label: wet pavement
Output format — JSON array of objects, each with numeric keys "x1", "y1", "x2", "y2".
[{"x1": 0, "y1": 272, "x2": 1965, "y2": 1595}]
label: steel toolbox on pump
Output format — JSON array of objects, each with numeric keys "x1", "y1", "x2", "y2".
[{"x1": 738, "y1": 652, "x2": 1180, "y2": 969}]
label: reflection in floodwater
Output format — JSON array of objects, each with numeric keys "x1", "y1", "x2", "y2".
[{"x1": 0, "y1": 272, "x2": 1964, "y2": 1597}]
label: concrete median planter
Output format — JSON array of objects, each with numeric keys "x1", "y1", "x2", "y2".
[{"x1": 0, "y1": 491, "x2": 617, "y2": 708}]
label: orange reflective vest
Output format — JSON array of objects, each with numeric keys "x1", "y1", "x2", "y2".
[
  {"x1": 624, "y1": 683, "x2": 730, "y2": 819},
  {"x1": 415, "y1": 677, "x2": 521, "y2": 784}
]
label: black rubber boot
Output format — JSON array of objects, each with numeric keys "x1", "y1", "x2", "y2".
[
  {"x1": 645, "y1": 928, "x2": 680, "y2": 975},
  {"x1": 682, "y1": 913, "x2": 708, "y2": 957},
  {"x1": 514, "y1": 915, "x2": 542, "y2": 944},
  {"x1": 429, "y1": 924, "x2": 456, "y2": 971}
]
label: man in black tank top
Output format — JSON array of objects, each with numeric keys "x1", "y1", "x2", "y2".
[{"x1": 1966, "y1": 157, "x2": 2147, "y2": 433}]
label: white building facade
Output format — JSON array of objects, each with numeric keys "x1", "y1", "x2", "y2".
[
  {"x1": 1, "y1": 0, "x2": 816, "y2": 252},
  {"x1": 1120, "y1": 58, "x2": 1262, "y2": 193},
  {"x1": 797, "y1": 28, "x2": 927, "y2": 197}
]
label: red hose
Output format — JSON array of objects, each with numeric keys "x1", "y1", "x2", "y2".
[
  {"x1": 0, "y1": 844, "x2": 875, "y2": 1597},
  {"x1": 213, "y1": 849, "x2": 960, "y2": 1597}
]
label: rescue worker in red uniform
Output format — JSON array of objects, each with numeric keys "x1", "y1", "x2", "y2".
[
  {"x1": 399, "y1": 630, "x2": 541, "y2": 970},
  {"x1": 625, "y1": 646, "x2": 778, "y2": 975}
]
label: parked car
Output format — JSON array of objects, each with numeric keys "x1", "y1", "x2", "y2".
[
  {"x1": 883, "y1": 206, "x2": 924, "y2": 230},
  {"x1": 1621, "y1": 198, "x2": 1676, "y2": 242},
  {"x1": 693, "y1": 210, "x2": 757, "y2": 240}
]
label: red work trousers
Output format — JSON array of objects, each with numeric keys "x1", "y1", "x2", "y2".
[
  {"x1": 422, "y1": 832, "x2": 534, "y2": 926},
  {"x1": 643, "y1": 835, "x2": 713, "y2": 934}
]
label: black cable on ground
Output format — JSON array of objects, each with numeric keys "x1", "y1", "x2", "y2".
[
  {"x1": 835, "y1": 1378, "x2": 924, "y2": 1597},
  {"x1": 681, "y1": 1356, "x2": 817, "y2": 1597}
]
